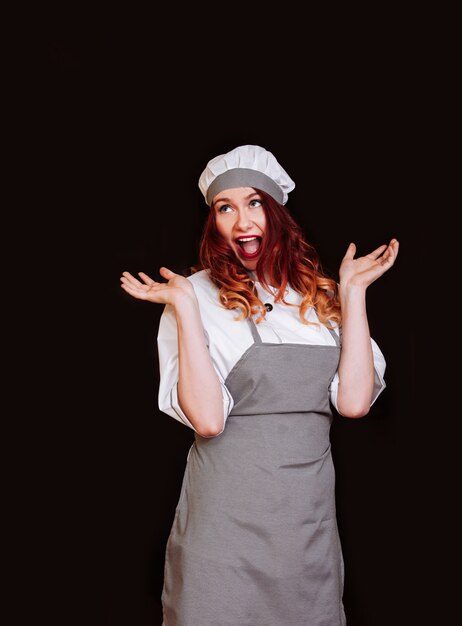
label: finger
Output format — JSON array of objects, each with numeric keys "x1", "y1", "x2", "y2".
[
  {"x1": 120, "y1": 271, "x2": 137, "y2": 282},
  {"x1": 367, "y1": 244, "x2": 388, "y2": 260},
  {"x1": 120, "y1": 277, "x2": 149, "y2": 294},
  {"x1": 121, "y1": 281, "x2": 168, "y2": 303},
  {"x1": 382, "y1": 239, "x2": 399, "y2": 256},
  {"x1": 120, "y1": 272, "x2": 146, "y2": 288},
  {"x1": 390, "y1": 239, "x2": 400, "y2": 257},
  {"x1": 138, "y1": 271, "x2": 157, "y2": 286},
  {"x1": 379, "y1": 242, "x2": 399, "y2": 267},
  {"x1": 343, "y1": 242, "x2": 356, "y2": 260},
  {"x1": 384, "y1": 239, "x2": 400, "y2": 260},
  {"x1": 120, "y1": 282, "x2": 148, "y2": 298},
  {"x1": 159, "y1": 266, "x2": 177, "y2": 279}
]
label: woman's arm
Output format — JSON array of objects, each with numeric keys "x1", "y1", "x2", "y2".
[
  {"x1": 121, "y1": 267, "x2": 225, "y2": 437},
  {"x1": 175, "y1": 293, "x2": 225, "y2": 436},
  {"x1": 335, "y1": 239, "x2": 399, "y2": 418}
]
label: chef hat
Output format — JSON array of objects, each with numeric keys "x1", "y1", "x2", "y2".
[{"x1": 198, "y1": 145, "x2": 295, "y2": 206}]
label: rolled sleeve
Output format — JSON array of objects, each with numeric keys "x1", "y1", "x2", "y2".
[
  {"x1": 166, "y1": 381, "x2": 234, "y2": 433},
  {"x1": 329, "y1": 337, "x2": 387, "y2": 412}
]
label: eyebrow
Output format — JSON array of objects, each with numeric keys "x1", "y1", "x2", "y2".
[{"x1": 214, "y1": 191, "x2": 261, "y2": 205}]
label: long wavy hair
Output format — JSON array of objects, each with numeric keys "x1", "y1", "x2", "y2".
[{"x1": 192, "y1": 189, "x2": 341, "y2": 328}]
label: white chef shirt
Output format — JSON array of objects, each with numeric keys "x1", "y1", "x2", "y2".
[{"x1": 157, "y1": 269, "x2": 386, "y2": 433}]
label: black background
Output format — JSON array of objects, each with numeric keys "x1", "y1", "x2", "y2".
[{"x1": 32, "y1": 12, "x2": 452, "y2": 626}]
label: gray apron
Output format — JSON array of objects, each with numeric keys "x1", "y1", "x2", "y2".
[{"x1": 162, "y1": 316, "x2": 346, "y2": 626}]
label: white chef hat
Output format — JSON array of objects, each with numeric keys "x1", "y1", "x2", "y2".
[{"x1": 198, "y1": 145, "x2": 295, "y2": 206}]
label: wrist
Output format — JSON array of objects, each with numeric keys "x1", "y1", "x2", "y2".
[
  {"x1": 338, "y1": 282, "x2": 367, "y2": 303},
  {"x1": 174, "y1": 290, "x2": 200, "y2": 314}
]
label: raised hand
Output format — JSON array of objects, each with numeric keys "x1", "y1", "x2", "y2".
[
  {"x1": 120, "y1": 267, "x2": 197, "y2": 308},
  {"x1": 339, "y1": 239, "x2": 399, "y2": 290}
]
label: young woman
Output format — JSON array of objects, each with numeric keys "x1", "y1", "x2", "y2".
[{"x1": 120, "y1": 145, "x2": 399, "y2": 626}]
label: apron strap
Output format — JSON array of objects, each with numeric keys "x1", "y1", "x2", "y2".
[
  {"x1": 327, "y1": 324, "x2": 342, "y2": 347},
  {"x1": 248, "y1": 316, "x2": 341, "y2": 347},
  {"x1": 247, "y1": 317, "x2": 263, "y2": 344}
]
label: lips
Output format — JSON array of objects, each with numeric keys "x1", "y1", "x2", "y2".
[{"x1": 235, "y1": 236, "x2": 262, "y2": 259}]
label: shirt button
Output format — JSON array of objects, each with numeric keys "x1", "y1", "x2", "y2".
[{"x1": 265, "y1": 303, "x2": 273, "y2": 312}]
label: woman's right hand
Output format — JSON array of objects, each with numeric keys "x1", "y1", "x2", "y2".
[{"x1": 120, "y1": 267, "x2": 197, "y2": 308}]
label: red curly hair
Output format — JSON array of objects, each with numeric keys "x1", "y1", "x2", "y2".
[{"x1": 192, "y1": 190, "x2": 341, "y2": 328}]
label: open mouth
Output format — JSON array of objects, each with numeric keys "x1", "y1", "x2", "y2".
[{"x1": 235, "y1": 236, "x2": 262, "y2": 259}]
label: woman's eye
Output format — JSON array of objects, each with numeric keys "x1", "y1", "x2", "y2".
[
  {"x1": 250, "y1": 199, "x2": 262, "y2": 208},
  {"x1": 218, "y1": 205, "x2": 232, "y2": 213}
]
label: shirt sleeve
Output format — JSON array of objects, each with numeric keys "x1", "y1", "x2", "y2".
[
  {"x1": 156, "y1": 303, "x2": 234, "y2": 433},
  {"x1": 328, "y1": 336, "x2": 386, "y2": 412}
]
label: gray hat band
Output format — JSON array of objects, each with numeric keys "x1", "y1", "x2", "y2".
[{"x1": 206, "y1": 168, "x2": 284, "y2": 206}]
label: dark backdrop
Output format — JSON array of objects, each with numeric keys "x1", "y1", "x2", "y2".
[{"x1": 38, "y1": 18, "x2": 448, "y2": 626}]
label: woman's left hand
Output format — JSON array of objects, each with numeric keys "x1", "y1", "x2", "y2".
[{"x1": 339, "y1": 239, "x2": 399, "y2": 290}]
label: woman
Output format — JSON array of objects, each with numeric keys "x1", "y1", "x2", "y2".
[{"x1": 120, "y1": 145, "x2": 399, "y2": 626}]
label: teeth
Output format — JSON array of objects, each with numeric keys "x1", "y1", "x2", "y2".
[{"x1": 237, "y1": 236, "x2": 258, "y2": 242}]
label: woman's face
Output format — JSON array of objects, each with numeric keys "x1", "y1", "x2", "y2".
[{"x1": 213, "y1": 187, "x2": 267, "y2": 271}]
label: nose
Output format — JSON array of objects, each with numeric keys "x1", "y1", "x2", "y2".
[{"x1": 235, "y1": 208, "x2": 252, "y2": 231}]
